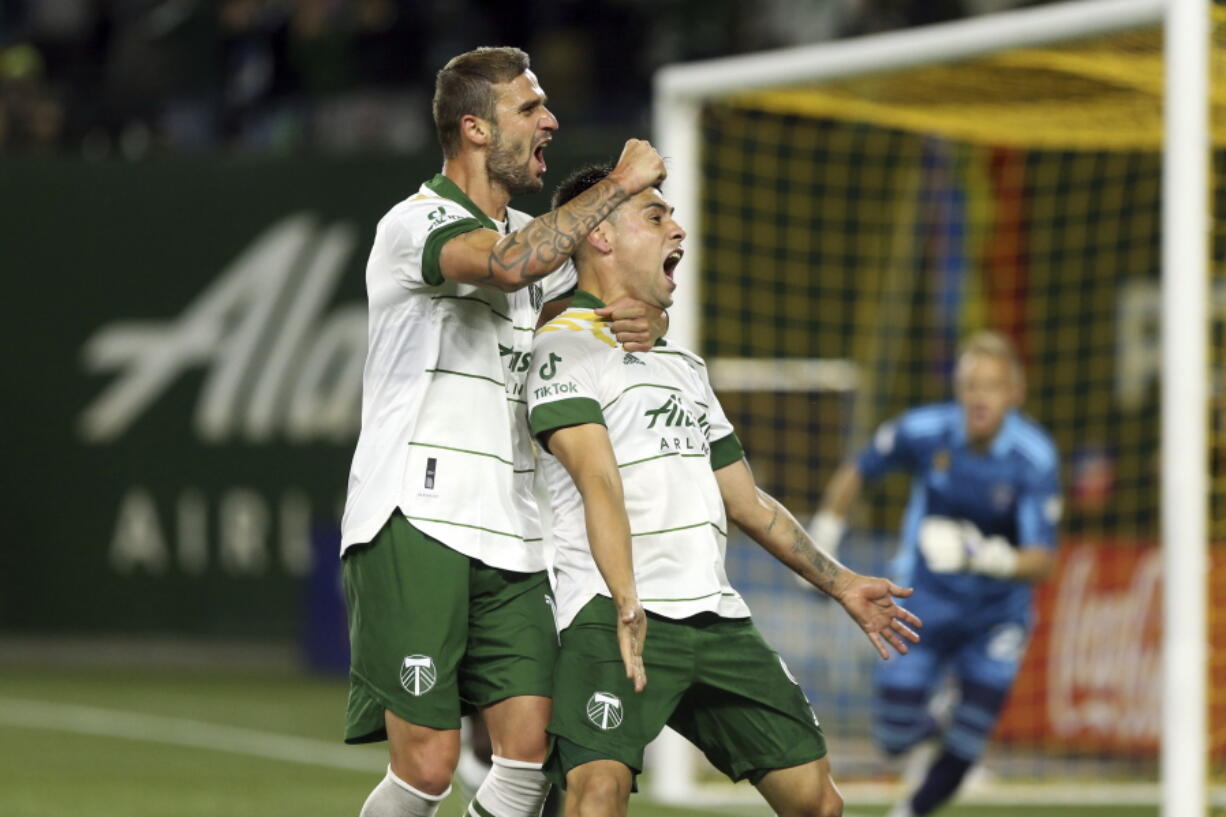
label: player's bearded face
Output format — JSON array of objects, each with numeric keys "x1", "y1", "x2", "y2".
[
  {"x1": 956, "y1": 354, "x2": 1020, "y2": 443},
  {"x1": 486, "y1": 122, "x2": 543, "y2": 195}
]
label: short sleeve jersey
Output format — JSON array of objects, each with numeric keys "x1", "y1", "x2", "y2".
[
  {"x1": 526, "y1": 292, "x2": 750, "y2": 629},
  {"x1": 856, "y1": 402, "x2": 1061, "y2": 605},
  {"x1": 340, "y1": 174, "x2": 576, "y2": 573}
]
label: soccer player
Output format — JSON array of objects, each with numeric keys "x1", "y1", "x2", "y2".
[
  {"x1": 526, "y1": 164, "x2": 923, "y2": 817},
  {"x1": 806, "y1": 331, "x2": 1061, "y2": 817},
  {"x1": 339, "y1": 48, "x2": 666, "y2": 817}
]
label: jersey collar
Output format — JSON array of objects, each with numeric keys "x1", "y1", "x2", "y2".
[
  {"x1": 424, "y1": 174, "x2": 497, "y2": 231},
  {"x1": 570, "y1": 290, "x2": 606, "y2": 309}
]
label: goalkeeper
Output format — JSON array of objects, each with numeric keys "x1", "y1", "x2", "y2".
[{"x1": 808, "y1": 330, "x2": 1061, "y2": 817}]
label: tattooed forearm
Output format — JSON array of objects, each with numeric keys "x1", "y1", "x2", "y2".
[
  {"x1": 764, "y1": 502, "x2": 780, "y2": 534},
  {"x1": 788, "y1": 516, "x2": 842, "y2": 593},
  {"x1": 487, "y1": 177, "x2": 628, "y2": 288}
]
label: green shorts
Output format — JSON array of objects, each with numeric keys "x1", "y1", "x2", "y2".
[
  {"x1": 545, "y1": 595, "x2": 826, "y2": 788},
  {"x1": 342, "y1": 515, "x2": 558, "y2": 742}
]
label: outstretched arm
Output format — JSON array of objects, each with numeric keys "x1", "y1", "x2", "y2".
[
  {"x1": 544, "y1": 422, "x2": 648, "y2": 691},
  {"x1": 440, "y1": 139, "x2": 665, "y2": 292},
  {"x1": 715, "y1": 458, "x2": 921, "y2": 659}
]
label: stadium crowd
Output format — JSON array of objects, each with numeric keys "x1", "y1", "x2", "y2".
[{"x1": 0, "y1": 0, "x2": 1049, "y2": 157}]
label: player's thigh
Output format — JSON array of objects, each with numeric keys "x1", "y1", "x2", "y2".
[
  {"x1": 669, "y1": 616, "x2": 827, "y2": 785},
  {"x1": 462, "y1": 562, "x2": 558, "y2": 711},
  {"x1": 342, "y1": 516, "x2": 471, "y2": 742},
  {"x1": 755, "y1": 757, "x2": 843, "y2": 817},
  {"x1": 544, "y1": 596, "x2": 692, "y2": 790},
  {"x1": 954, "y1": 617, "x2": 1029, "y2": 689}
]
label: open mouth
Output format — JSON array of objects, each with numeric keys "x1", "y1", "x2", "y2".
[
  {"x1": 532, "y1": 139, "x2": 550, "y2": 172},
  {"x1": 663, "y1": 248, "x2": 684, "y2": 283}
]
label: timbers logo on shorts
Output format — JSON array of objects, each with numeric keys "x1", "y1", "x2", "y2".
[
  {"x1": 586, "y1": 691, "x2": 624, "y2": 730},
  {"x1": 399, "y1": 654, "x2": 437, "y2": 696}
]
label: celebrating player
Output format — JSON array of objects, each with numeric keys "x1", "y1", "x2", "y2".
[
  {"x1": 807, "y1": 330, "x2": 1061, "y2": 817},
  {"x1": 526, "y1": 164, "x2": 921, "y2": 817},
  {"x1": 339, "y1": 48, "x2": 666, "y2": 817}
]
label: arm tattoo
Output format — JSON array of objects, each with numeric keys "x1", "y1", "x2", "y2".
[
  {"x1": 487, "y1": 177, "x2": 627, "y2": 287},
  {"x1": 788, "y1": 516, "x2": 840, "y2": 592},
  {"x1": 764, "y1": 503, "x2": 780, "y2": 534}
]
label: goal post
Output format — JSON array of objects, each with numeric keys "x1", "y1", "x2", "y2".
[{"x1": 650, "y1": 1, "x2": 1218, "y2": 813}]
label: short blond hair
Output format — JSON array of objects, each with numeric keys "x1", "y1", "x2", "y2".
[{"x1": 957, "y1": 330, "x2": 1025, "y2": 389}]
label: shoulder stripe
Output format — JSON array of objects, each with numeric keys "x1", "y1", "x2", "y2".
[
  {"x1": 651, "y1": 348, "x2": 706, "y2": 367},
  {"x1": 900, "y1": 405, "x2": 955, "y2": 438},
  {"x1": 537, "y1": 311, "x2": 616, "y2": 348},
  {"x1": 601, "y1": 382, "x2": 682, "y2": 411},
  {"x1": 1012, "y1": 423, "x2": 1058, "y2": 471}
]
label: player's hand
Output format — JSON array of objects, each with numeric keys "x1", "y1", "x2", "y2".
[
  {"x1": 609, "y1": 139, "x2": 666, "y2": 196},
  {"x1": 833, "y1": 574, "x2": 922, "y2": 660},
  {"x1": 597, "y1": 298, "x2": 666, "y2": 352},
  {"x1": 616, "y1": 597, "x2": 648, "y2": 692}
]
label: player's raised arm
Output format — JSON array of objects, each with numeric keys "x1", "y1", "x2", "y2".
[
  {"x1": 542, "y1": 422, "x2": 648, "y2": 691},
  {"x1": 714, "y1": 457, "x2": 921, "y2": 660},
  {"x1": 440, "y1": 139, "x2": 666, "y2": 292}
]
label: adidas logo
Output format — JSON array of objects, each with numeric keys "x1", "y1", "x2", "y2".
[{"x1": 623, "y1": 353, "x2": 646, "y2": 366}]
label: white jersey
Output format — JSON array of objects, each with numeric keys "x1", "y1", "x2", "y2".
[
  {"x1": 527, "y1": 293, "x2": 752, "y2": 629},
  {"x1": 341, "y1": 173, "x2": 576, "y2": 573}
]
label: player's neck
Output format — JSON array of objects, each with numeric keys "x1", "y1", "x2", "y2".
[
  {"x1": 575, "y1": 266, "x2": 628, "y2": 308},
  {"x1": 440, "y1": 158, "x2": 510, "y2": 223}
]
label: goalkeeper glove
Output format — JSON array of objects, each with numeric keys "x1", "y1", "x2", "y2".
[
  {"x1": 918, "y1": 517, "x2": 1018, "y2": 579},
  {"x1": 807, "y1": 510, "x2": 847, "y2": 559}
]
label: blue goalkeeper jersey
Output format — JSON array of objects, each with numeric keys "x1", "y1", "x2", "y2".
[{"x1": 856, "y1": 402, "x2": 1061, "y2": 610}]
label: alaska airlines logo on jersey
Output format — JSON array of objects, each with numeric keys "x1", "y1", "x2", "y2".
[
  {"x1": 643, "y1": 394, "x2": 706, "y2": 432},
  {"x1": 499, "y1": 344, "x2": 532, "y2": 373},
  {"x1": 399, "y1": 654, "x2": 438, "y2": 696},
  {"x1": 586, "y1": 691, "x2": 624, "y2": 730}
]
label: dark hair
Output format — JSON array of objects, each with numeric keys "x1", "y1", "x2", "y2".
[
  {"x1": 551, "y1": 162, "x2": 614, "y2": 210},
  {"x1": 433, "y1": 47, "x2": 530, "y2": 159}
]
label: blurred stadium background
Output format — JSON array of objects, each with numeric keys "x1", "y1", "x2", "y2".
[{"x1": 2, "y1": 1, "x2": 1222, "y2": 815}]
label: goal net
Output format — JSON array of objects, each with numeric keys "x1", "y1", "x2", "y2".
[{"x1": 649, "y1": 0, "x2": 1226, "y2": 807}]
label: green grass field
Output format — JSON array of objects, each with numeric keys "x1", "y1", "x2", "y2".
[{"x1": 0, "y1": 665, "x2": 1165, "y2": 816}]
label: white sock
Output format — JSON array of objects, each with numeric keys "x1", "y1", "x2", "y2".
[
  {"x1": 360, "y1": 766, "x2": 451, "y2": 817},
  {"x1": 466, "y1": 754, "x2": 550, "y2": 817}
]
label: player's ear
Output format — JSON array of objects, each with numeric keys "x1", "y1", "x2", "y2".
[
  {"x1": 586, "y1": 223, "x2": 614, "y2": 255},
  {"x1": 460, "y1": 115, "x2": 492, "y2": 148}
]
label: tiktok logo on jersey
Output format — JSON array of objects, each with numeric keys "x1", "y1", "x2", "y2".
[
  {"x1": 586, "y1": 691, "x2": 624, "y2": 730},
  {"x1": 399, "y1": 654, "x2": 438, "y2": 696}
]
